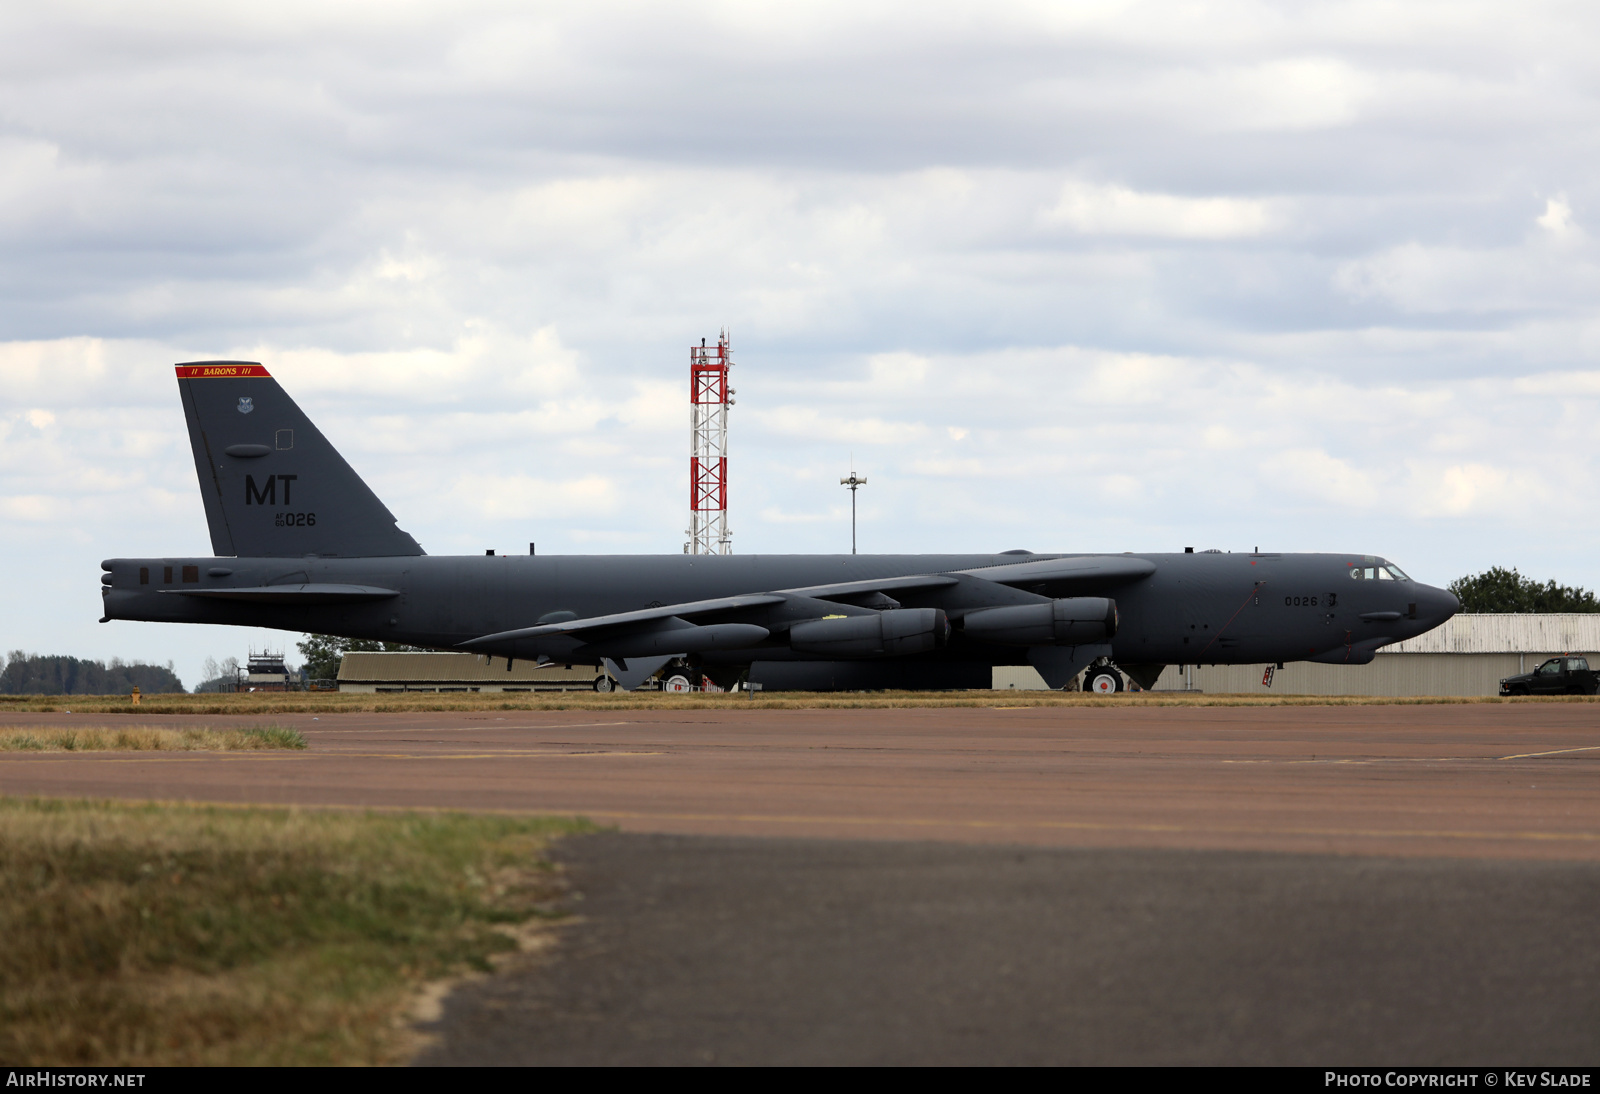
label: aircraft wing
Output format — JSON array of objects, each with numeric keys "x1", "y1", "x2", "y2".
[
  {"x1": 955, "y1": 555, "x2": 1157, "y2": 592},
  {"x1": 780, "y1": 574, "x2": 960, "y2": 602},
  {"x1": 784, "y1": 557, "x2": 1155, "y2": 604},
  {"x1": 462, "y1": 557, "x2": 1153, "y2": 653},
  {"x1": 458, "y1": 593, "x2": 788, "y2": 651},
  {"x1": 457, "y1": 555, "x2": 1154, "y2": 677}
]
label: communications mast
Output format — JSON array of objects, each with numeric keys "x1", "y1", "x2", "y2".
[{"x1": 686, "y1": 330, "x2": 734, "y2": 555}]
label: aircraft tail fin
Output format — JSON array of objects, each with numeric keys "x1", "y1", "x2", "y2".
[{"x1": 176, "y1": 362, "x2": 424, "y2": 558}]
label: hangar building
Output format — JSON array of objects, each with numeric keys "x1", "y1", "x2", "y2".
[
  {"x1": 337, "y1": 652, "x2": 603, "y2": 693},
  {"x1": 994, "y1": 614, "x2": 1600, "y2": 696},
  {"x1": 337, "y1": 616, "x2": 1599, "y2": 696}
]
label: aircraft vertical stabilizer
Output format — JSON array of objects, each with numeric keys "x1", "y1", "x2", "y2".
[{"x1": 175, "y1": 362, "x2": 424, "y2": 558}]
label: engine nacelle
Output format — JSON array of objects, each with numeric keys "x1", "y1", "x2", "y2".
[
  {"x1": 586, "y1": 622, "x2": 770, "y2": 659},
  {"x1": 960, "y1": 597, "x2": 1118, "y2": 646},
  {"x1": 789, "y1": 608, "x2": 950, "y2": 657}
]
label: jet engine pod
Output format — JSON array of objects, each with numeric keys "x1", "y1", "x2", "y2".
[
  {"x1": 789, "y1": 608, "x2": 950, "y2": 657},
  {"x1": 585, "y1": 622, "x2": 770, "y2": 659},
  {"x1": 961, "y1": 597, "x2": 1118, "y2": 646}
]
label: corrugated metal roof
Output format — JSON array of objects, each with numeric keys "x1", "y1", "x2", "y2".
[
  {"x1": 337, "y1": 651, "x2": 596, "y2": 683},
  {"x1": 1382, "y1": 614, "x2": 1600, "y2": 654}
]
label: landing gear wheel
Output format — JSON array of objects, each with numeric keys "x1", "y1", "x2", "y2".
[
  {"x1": 1085, "y1": 666, "x2": 1123, "y2": 695},
  {"x1": 594, "y1": 674, "x2": 615, "y2": 693}
]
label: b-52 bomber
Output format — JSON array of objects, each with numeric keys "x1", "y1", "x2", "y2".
[{"x1": 99, "y1": 363, "x2": 1460, "y2": 692}]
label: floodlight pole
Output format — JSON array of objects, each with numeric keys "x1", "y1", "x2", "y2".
[{"x1": 839, "y1": 471, "x2": 867, "y2": 554}]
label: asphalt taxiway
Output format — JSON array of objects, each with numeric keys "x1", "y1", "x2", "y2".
[
  {"x1": 3, "y1": 703, "x2": 1598, "y2": 857},
  {"x1": 4, "y1": 702, "x2": 1599, "y2": 1063}
]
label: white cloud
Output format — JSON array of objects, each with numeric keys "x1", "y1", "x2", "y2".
[
  {"x1": 457, "y1": 473, "x2": 619, "y2": 520},
  {"x1": 759, "y1": 505, "x2": 845, "y2": 525},
  {"x1": 1042, "y1": 181, "x2": 1278, "y2": 239},
  {"x1": 1538, "y1": 195, "x2": 1575, "y2": 234},
  {"x1": 1332, "y1": 232, "x2": 1600, "y2": 314},
  {"x1": 0, "y1": 495, "x2": 71, "y2": 522},
  {"x1": 1414, "y1": 462, "x2": 1521, "y2": 518},
  {"x1": 1197, "y1": 57, "x2": 1373, "y2": 132}
]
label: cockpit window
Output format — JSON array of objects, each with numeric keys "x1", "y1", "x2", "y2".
[{"x1": 1348, "y1": 562, "x2": 1411, "y2": 581}]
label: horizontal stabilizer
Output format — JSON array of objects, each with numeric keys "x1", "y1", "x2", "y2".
[{"x1": 163, "y1": 584, "x2": 401, "y2": 603}]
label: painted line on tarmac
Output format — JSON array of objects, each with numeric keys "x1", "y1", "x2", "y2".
[
  {"x1": 1499, "y1": 745, "x2": 1600, "y2": 760},
  {"x1": 1223, "y1": 757, "x2": 1493, "y2": 765}
]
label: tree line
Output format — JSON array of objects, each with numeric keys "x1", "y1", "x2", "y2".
[
  {"x1": 0, "y1": 652, "x2": 186, "y2": 695},
  {"x1": 1447, "y1": 568, "x2": 1600, "y2": 613}
]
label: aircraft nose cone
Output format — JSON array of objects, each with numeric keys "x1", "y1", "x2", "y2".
[{"x1": 1419, "y1": 584, "x2": 1459, "y2": 624}]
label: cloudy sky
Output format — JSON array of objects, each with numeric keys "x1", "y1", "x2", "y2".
[{"x1": 3, "y1": 0, "x2": 1598, "y2": 686}]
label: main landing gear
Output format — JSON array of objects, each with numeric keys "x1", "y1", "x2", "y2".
[{"x1": 1084, "y1": 663, "x2": 1124, "y2": 695}]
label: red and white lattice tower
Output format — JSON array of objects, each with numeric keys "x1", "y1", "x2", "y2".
[{"x1": 686, "y1": 330, "x2": 734, "y2": 555}]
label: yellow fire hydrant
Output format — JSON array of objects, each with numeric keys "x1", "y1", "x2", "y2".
[{"x1": 131, "y1": 685, "x2": 141, "y2": 706}]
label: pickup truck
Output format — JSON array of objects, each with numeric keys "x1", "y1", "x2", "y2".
[{"x1": 1499, "y1": 656, "x2": 1599, "y2": 696}]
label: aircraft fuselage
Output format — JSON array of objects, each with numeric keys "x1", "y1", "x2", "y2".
[{"x1": 101, "y1": 549, "x2": 1458, "y2": 669}]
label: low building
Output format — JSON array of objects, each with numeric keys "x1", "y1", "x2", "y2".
[
  {"x1": 241, "y1": 649, "x2": 295, "y2": 692},
  {"x1": 992, "y1": 614, "x2": 1600, "y2": 696},
  {"x1": 337, "y1": 652, "x2": 605, "y2": 693}
]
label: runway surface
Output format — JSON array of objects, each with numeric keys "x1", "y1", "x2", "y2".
[
  {"x1": 1, "y1": 703, "x2": 1598, "y2": 858},
  {"x1": 7, "y1": 701, "x2": 1600, "y2": 1063},
  {"x1": 419, "y1": 833, "x2": 1600, "y2": 1066}
]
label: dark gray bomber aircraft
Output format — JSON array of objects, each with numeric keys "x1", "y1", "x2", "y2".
[{"x1": 99, "y1": 362, "x2": 1461, "y2": 692}]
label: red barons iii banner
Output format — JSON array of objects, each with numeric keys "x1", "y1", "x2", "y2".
[
  {"x1": 174, "y1": 364, "x2": 273, "y2": 378},
  {"x1": 1262, "y1": 665, "x2": 1275, "y2": 688}
]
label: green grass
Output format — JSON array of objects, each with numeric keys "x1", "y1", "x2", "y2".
[
  {"x1": 0, "y1": 798, "x2": 592, "y2": 1065},
  {"x1": 0, "y1": 724, "x2": 307, "y2": 751}
]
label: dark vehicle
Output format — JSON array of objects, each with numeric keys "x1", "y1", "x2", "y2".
[{"x1": 1499, "y1": 656, "x2": 1598, "y2": 696}]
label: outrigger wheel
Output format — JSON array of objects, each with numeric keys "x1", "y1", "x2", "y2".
[
  {"x1": 1085, "y1": 664, "x2": 1123, "y2": 695},
  {"x1": 593, "y1": 674, "x2": 615, "y2": 693}
]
